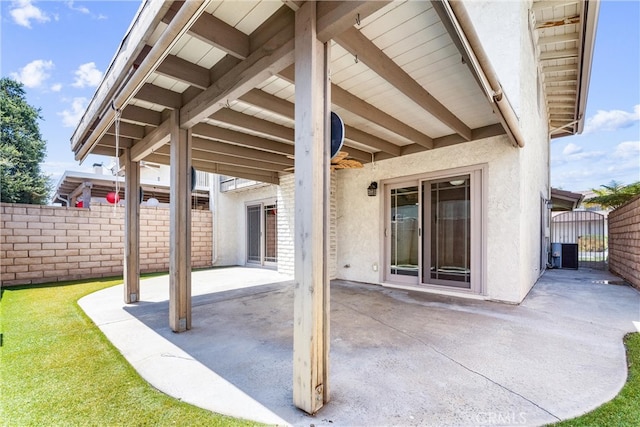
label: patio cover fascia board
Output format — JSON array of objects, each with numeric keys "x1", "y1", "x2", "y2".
[{"x1": 51, "y1": 170, "x2": 210, "y2": 206}]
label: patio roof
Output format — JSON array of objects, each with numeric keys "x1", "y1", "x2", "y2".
[
  {"x1": 69, "y1": 0, "x2": 528, "y2": 184},
  {"x1": 52, "y1": 169, "x2": 210, "y2": 207}
]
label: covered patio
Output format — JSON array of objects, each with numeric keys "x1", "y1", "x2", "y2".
[
  {"x1": 80, "y1": 267, "x2": 640, "y2": 426},
  {"x1": 70, "y1": 0, "x2": 600, "y2": 414}
]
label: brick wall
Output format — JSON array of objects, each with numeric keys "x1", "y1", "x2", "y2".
[
  {"x1": 276, "y1": 173, "x2": 337, "y2": 278},
  {"x1": 608, "y1": 194, "x2": 640, "y2": 290},
  {"x1": 1, "y1": 203, "x2": 212, "y2": 287}
]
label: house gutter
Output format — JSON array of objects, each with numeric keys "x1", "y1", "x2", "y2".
[
  {"x1": 574, "y1": 0, "x2": 600, "y2": 134},
  {"x1": 443, "y1": 1, "x2": 525, "y2": 148},
  {"x1": 73, "y1": 0, "x2": 211, "y2": 163}
]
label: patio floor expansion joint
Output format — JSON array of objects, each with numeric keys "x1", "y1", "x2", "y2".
[{"x1": 335, "y1": 299, "x2": 562, "y2": 422}]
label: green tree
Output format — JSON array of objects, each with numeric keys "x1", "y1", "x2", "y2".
[
  {"x1": 585, "y1": 180, "x2": 640, "y2": 210},
  {"x1": 1, "y1": 77, "x2": 51, "y2": 204}
]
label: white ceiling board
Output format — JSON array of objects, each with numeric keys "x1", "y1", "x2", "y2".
[
  {"x1": 235, "y1": 1, "x2": 283, "y2": 34},
  {"x1": 360, "y1": 1, "x2": 428, "y2": 41},
  {"x1": 172, "y1": 34, "x2": 214, "y2": 65},
  {"x1": 129, "y1": 98, "x2": 166, "y2": 113},
  {"x1": 211, "y1": 0, "x2": 260, "y2": 29},
  {"x1": 359, "y1": 1, "x2": 406, "y2": 30}
]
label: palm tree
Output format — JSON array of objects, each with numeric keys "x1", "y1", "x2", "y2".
[{"x1": 585, "y1": 180, "x2": 640, "y2": 209}]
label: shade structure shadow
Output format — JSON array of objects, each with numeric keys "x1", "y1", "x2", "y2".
[{"x1": 82, "y1": 267, "x2": 640, "y2": 427}]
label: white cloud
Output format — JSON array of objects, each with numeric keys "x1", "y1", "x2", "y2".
[
  {"x1": 10, "y1": 59, "x2": 54, "y2": 88},
  {"x1": 59, "y1": 97, "x2": 88, "y2": 128},
  {"x1": 10, "y1": 0, "x2": 50, "y2": 28},
  {"x1": 562, "y1": 142, "x2": 582, "y2": 155},
  {"x1": 584, "y1": 104, "x2": 640, "y2": 134},
  {"x1": 611, "y1": 141, "x2": 640, "y2": 160},
  {"x1": 72, "y1": 62, "x2": 103, "y2": 88},
  {"x1": 65, "y1": 1, "x2": 90, "y2": 14},
  {"x1": 50, "y1": 83, "x2": 62, "y2": 92}
]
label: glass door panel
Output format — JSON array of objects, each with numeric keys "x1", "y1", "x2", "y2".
[
  {"x1": 390, "y1": 185, "x2": 419, "y2": 279},
  {"x1": 247, "y1": 204, "x2": 261, "y2": 264},
  {"x1": 423, "y1": 176, "x2": 471, "y2": 288},
  {"x1": 264, "y1": 204, "x2": 277, "y2": 264}
]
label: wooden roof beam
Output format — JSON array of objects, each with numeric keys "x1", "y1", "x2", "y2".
[
  {"x1": 179, "y1": 11, "x2": 295, "y2": 129},
  {"x1": 331, "y1": 85, "x2": 433, "y2": 149},
  {"x1": 237, "y1": 87, "x2": 401, "y2": 156},
  {"x1": 374, "y1": 124, "x2": 506, "y2": 161},
  {"x1": 334, "y1": 27, "x2": 472, "y2": 141},
  {"x1": 192, "y1": 122, "x2": 294, "y2": 156},
  {"x1": 120, "y1": 104, "x2": 163, "y2": 126},
  {"x1": 180, "y1": 2, "x2": 390, "y2": 129},
  {"x1": 129, "y1": 114, "x2": 173, "y2": 162},
  {"x1": 209, "y1": 109, "x2": 294, "y2": 142},
  {"x1": 154, "y1": 144, "x2": 290, "y2": 172},
  {"x1": 163, "y1": 3, "x2": 250, "y2": 60},
  {"x1": 155, "y1": 54, "x2": 210, "y2": 90},
  {"x1": 281, "y1": 65, "x2": 432, "y2": 150},
  {"x1": 191, "y1": 137, "x2": 294, "y2": 167},
  {"x1": 144, "y1": 152, "x2": 280, "y2": 185},
  {"x1": 134, "y1": 83, "x2": 182, "y2": 109},
  {"x1": 105, "y1": 122, "x2": 146, "y2": 140}
]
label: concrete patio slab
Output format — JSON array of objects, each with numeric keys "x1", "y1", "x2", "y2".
[{"x1": 79, "y1": 267, "x2": 640, "y2": 426}]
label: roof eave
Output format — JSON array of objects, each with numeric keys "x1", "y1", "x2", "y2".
[{"x1": 70, "y1": 0, "x2": 173, "y2": 162}]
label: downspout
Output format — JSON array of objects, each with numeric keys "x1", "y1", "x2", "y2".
[
  {"x1": 57, "y1": 194, "x2": 70, "y2": 207},
  {"x1": 75, "y1": 0, "x2": 212, "y2": 162},
  {"x1": 444, "y1": 1, "x2": 525, "y2": 148}
]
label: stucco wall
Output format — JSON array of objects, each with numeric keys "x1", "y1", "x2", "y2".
[
  {"x1": 608, "y1": 195, "x2": 640, "y2": 290},
  {"x1": 513, "y1": 0, "x2": 552, "y2": 301},
  {"x1": 0, "y1": 203, "x2": 212, "y2": 286},
  {"x1": 452, "y1": 0, "x2": 551, "y2": 301},
  {"x1": 463, "y1": 0, "x2": 523, "y2": 116},
  {"x1": 215, "y1": 184, "x2": 277, "y2": 267},
  {"x1": 336, "y1": 135, "x2": 530, "y2": 302}
]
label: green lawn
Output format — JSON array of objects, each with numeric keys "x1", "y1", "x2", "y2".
[
  {"x1": 0, "y1": 277, "x2": 256, "y2": 426},
  {"x1": 1, "y1": 278, "x2": 638, "y2": 426}
]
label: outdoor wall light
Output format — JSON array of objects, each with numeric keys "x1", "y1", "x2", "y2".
[{"x1": 368, "y1": 181, "x2": 378, "y2": 196}]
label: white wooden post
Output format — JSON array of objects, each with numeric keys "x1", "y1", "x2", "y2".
[
  {"x1": 169, "y1": 110, "x2": 192, "y2": 332},
  {"x1": 293, "y1": 1, "x2": 330, "y2": 414},
  {"x1": 123, "y1": 149, "x2": 140, "y2": 303}
]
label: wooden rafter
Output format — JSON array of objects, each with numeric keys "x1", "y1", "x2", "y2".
[
  {"x1": 192, "y1": 123, "x2": 294, "y2": 156},
  {"x1": 334, "y1": 27, "x2": 472, "y2": 141},
  {"x1": 155, "y1": 54, "x2": 210, "y2": 89}
]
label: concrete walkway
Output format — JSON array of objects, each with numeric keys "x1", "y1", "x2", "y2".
[{"x1": 79, "y1": 267, "x2": 640, "y2": 426}]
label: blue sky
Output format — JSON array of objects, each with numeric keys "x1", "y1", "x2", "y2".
[{"x1": 2, "y1": 0, "x2": 639, "y2": 194}]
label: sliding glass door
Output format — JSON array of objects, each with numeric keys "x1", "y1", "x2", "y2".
[
  {"x1": 424, "y1": 177, "x2": 471, "y2": 288},
  {"x1": 247, "y1": 202, "x2": 277, "y2": 266},
  {"x1": 389, "y1": 185, "x2": 419, "y2": 282},
  {"x1": 385, "y1": 170, "x2": 482, "y2": 293}
]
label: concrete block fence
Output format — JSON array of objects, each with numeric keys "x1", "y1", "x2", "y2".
[
  {"x1": 1, "y1": 203, "x2": 212, "y2": 287},
  {"x1": 608, "y1": 194, "x2": 640, "y2": 290}
]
